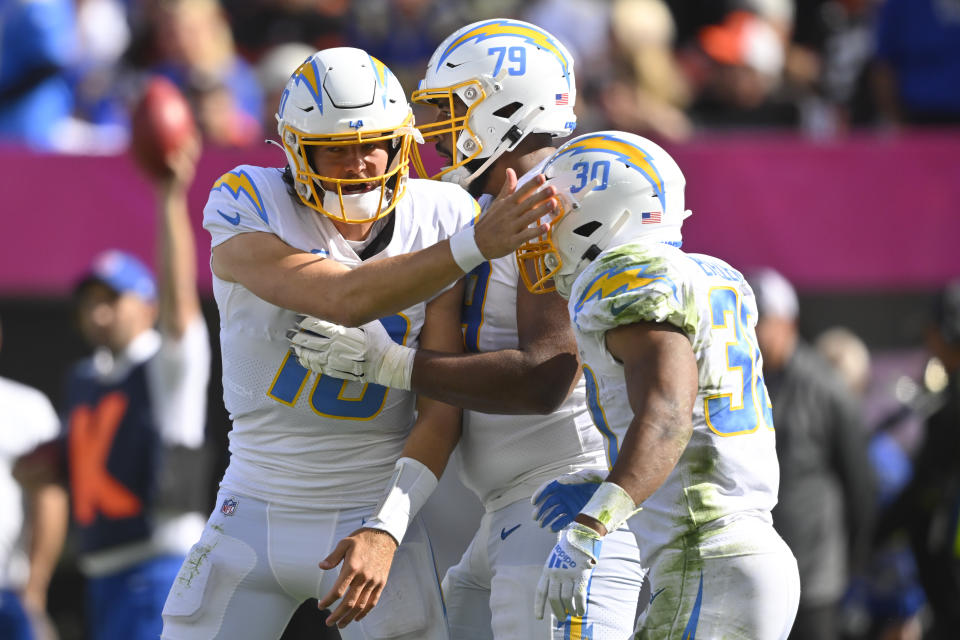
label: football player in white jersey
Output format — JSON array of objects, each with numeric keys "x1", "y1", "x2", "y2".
[
  {"x1": 515, "y1": 131, "x2": 801, "y2": 639},
  {"x1": 159, "y1": 48, "x2": 557, "y2": 640},
  {"x1": 289, "y1": 21, "x2": 644, "y2": 640}
]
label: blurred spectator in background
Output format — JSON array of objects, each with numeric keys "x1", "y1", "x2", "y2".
[
  {"x1": 222, "y1": 0, "x2": 349, "y2": 61},
  {"x1": 788, "y1": 0, "x2": 879, "y2": 135},
  {"x1": 255, "y1": 42, "x2": 315, "y2": 139},
  {"x1": 145, "y1": 0, "x2": 263, "y2": 147},
  {"x1": 60, "y1": 139, "x2": 210, "y2": 640},
  {"x1": 874, "y1": 279, "x2": 960, "y2": 640},
  {"x1": 0, "y1": 0, "x2": 76, "y2": 151},
  {"x1": 873, "y1": 0, "x2": 960, "y2": 127},
  {"x1": 748, "y1": 268, "x2": 875, "y2": 640},
  {"x1": 816, "y1": 327, "x2": 926, "y2": 640},
  {"x1": 596, "y1": 0, "x2": 693, "y2": 142},
  {"x1": 685, "y1": 10, "x2": 801, "y2": 129},
  {"x1": 347, "y1": 0, "x2": 470, "y2": 95},
  {"x1": 1, "y1": 317, "x2": 67, "y2": 640}
]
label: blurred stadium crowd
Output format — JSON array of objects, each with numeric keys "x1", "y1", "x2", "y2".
[{"x1": 2, "y1": 0, "x2": 959, "y2": 154}]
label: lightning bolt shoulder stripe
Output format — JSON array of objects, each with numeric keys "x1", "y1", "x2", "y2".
[{"x1": 211, "y1": 169, "x2": 270, "y2": 224}]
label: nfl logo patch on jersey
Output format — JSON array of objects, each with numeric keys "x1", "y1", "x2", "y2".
[{"x1": 220, "y1": 497, "x2": 239, "y2": 516}]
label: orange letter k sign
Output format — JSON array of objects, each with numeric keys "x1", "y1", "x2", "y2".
[{"x1": 69, "y1": 392, "x2": 143, "y2": 525}]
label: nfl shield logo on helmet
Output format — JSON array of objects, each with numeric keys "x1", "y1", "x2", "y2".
[{"x1": 220, "y1": 497, "x2": 239, "y2": 516}]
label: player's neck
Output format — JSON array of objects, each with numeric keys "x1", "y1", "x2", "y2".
[
  {"x1": 331, "y1": 218, "x2": 375, "y2": 242},
  {"x1": 485, "y1": 143, "x2": 556, "y2": 195}
]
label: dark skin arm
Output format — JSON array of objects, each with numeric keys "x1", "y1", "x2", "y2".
[
  {"x1": 316, "y1": 281, "x2": 465, "y2": 628},
  {"x1": 409, "y1": 281, "x2": 580, "y2": 414},
  {"x1": 575, "y1": 321, "x2": 698, "y2": 535},
  {"x1": 212, "y1": 172, "x2": 555, "y2": 327}
]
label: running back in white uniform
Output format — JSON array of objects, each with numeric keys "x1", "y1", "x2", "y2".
[
  {"x1": 161, "y1": 166, "x2": 477, "y2": 640},
  {"x1": 570, "y1": 241, "x2": 799, "y2": 639},
  {"x1": 442, "y1": 186, "x2": 645, "y2": 640}
]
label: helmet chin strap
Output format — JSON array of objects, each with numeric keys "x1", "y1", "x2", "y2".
[
  {"x1": 322, "y1": 187, "x2": 391, "y2": 222},
  {"x1": 460, "y1": 104, "x2": 548, "y2": 187}
]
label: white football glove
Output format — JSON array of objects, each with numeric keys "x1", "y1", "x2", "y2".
[
  {"x1": 534, "y1": 522, "x2": 603, "y2": 621},
  {"x1": 531, "y1": 469, "x2": 608, "y2": 532},
  {"x1": 289, "y1": 316, "x2": 415, "y2": 391}
]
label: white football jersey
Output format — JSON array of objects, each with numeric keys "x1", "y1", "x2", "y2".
[
  {"x1": 456, "y1": 182, "x2": 606, "y2": 511},
  {"x1": 0, "y1": 377, "x2": 59, "y2": 588},
  {"x1": 569, "y1": 241, "x2": 780, "y2": 560},
  {"x1": 203, "y1": 166, "x2": 478, "y2": 509}
]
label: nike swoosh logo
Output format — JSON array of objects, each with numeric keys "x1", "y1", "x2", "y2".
[
  {"x1": 650, "y1": 586, "x2": 667, "y2": 604},
  {"x1": 609, "y1": 297, "x2": 637, "y2": 316},
  {"x1": 500, "y1": 524, "x2": 521, "y2": 540},
  {"x1": 218, "y1": 209, "x2": 241, "y2": 226}
]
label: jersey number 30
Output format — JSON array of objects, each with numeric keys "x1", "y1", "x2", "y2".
[{"x1": 267, "y1": 315, "x2": 409, "y2": 420}]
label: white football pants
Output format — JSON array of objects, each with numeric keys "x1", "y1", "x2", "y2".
[
  {"x1": 633, "y1": 515, "x2": 800, "y2": 639},
  {"x1": 161, "y1": 490, "x2": 448, "y2": 640},
  {"x1": 443, "y1": 497, "x2": 645, "y2": 640}
]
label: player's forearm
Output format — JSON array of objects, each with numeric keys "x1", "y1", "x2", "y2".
[
  {"x1": 606, "y1": 413, "x2": 691, "y2": 507},
  {"x1": 411, "y1": 347, "x2": 578, "y2": 414},
  {"x1": 24, "y1": 482, "x2": 68, "y2": 607},
  {"x1": 328, "y1": 242, "x2": 467, "y2": 327},
  {"x1": 156, "y1": 184, "x2": 202, "y2": 338}
]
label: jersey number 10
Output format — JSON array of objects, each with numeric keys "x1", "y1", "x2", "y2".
[{"x1": 267, "y1": 315, "x2": 410, "y2": 420}]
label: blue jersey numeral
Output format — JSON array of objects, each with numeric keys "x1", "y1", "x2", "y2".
[
  {"x1": 461, "y1": 262, "x2": 492, "y2": 353},
  {"x1": 704, "y1": 288, "x2": 773, "y2": 436},
  {"x1": 267, "y1": 314, "x2": 410, "y2": 420},
  {"x1": 488, "y1": 46, "x2": 527, "y2": 76}
]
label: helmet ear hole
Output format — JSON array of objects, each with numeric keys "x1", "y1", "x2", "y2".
[
  {"x1": 573, "y1": 221, "x2": 601, "y2": 237},
  {"x1": 492, "y1": 101, "x2": 523, "y2": 119}
]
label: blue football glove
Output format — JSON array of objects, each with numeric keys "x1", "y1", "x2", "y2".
[{"x1": 531, "y1": 469, "x2": 607, "y2": 532}]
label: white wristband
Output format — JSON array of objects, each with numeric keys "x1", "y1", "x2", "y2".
[
  {"x1": 449, "y1": 225, "x2": 486, "y2": 273},
  {"x1": 379, "y1": 342, "x2": 416, "y2": 392},
  {"x1": 362, "y1": 457, "x2": 438, "y2": 545},
  {"x1": 580, "y1": 481, "x2": 639, "y2": 534}
]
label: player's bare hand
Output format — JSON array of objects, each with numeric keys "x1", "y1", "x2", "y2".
[
  {"x1": 474, "y1": 169, "x2": 557, "y2": 259},
  {"x1": 317, "y1": 528, "x2": 398, "y2": 628}
]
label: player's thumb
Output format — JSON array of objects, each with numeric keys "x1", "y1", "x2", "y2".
[
  {"x1": 497, "y1": 167, "x2": 518, "y2": 199},
  {"x1": 318, "y1": 539, "x2": 350, "y2": 570},
  {"x1": 533, "y1": 575, "x2": 548, "y2": 620}
]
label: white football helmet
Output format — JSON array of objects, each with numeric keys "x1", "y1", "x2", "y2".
[
  {"x1": 411, "y1": 19, "x2": 577, "y2": 187},
  {"x1": 516, "y1": 131, "x2": 692, "y2": 298},
  {"x1": 276, "y1": 47, "x2": 419, "y2": 223}
]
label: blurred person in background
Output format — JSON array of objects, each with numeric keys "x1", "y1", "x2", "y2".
[
  {"x1": 786, "y1": 0, "x2": 880, "y2": 134},
  {"x1": 255, "y1": 42, "x2": 316, "y2": 139},
  {"x1": 748, "y1": 268, "x2": 875, "y2": 640},
  {"x1": 0, "y1": 0, "x2": 76, "y2": 151},
  {"x1": 347, "y1": 0, "x2": 471, "y2": 97},
  {"x1": 0, "y1": 318, "x2": 67, "y2": 640},
  {"x1": 816, "y1": 327, "x2": 925, "y2": 640},
  {"x1": 874, "y1": 279, "x2": 960, "y2": 639},
  {"x1": 596, "y1": 0, "x2": 693, "y2": 141},
  {"x1": 221, "y1": 0, "x2": 349, "y2": 61},
  {"x1": 685, "y1": 10, "x2": 801, "y2": 129},
  {"x1": 873, "y1": 0, "x2": 960, "y2": 127},
  {"x1": 61, "y1": 138, "x2": 210, "y2": 640},
  {"x1": 145, "y1": 0, "x2": 262, "y2": 146}
]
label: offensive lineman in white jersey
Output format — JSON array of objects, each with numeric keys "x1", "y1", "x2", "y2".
[
  {"x1": 289, "y1": 21, "x2": 644, "y2": 639},
  {"x1": 159, "y1": 48, "x2": 557, "y2": 640},
  {"x1": 516, "y1": 131, "x2": 801, "y2": 638}
]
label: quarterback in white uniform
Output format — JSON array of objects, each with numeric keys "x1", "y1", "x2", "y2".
[
  {"x1": 160, "y1": 48, "x2": 557, "y2": 640},
  {"x1": 290, "y1": 21, "x2": 644, "y2": 640},
  {"x1": 517, "y1": 131, "x2": 800, "y2": 639}
]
